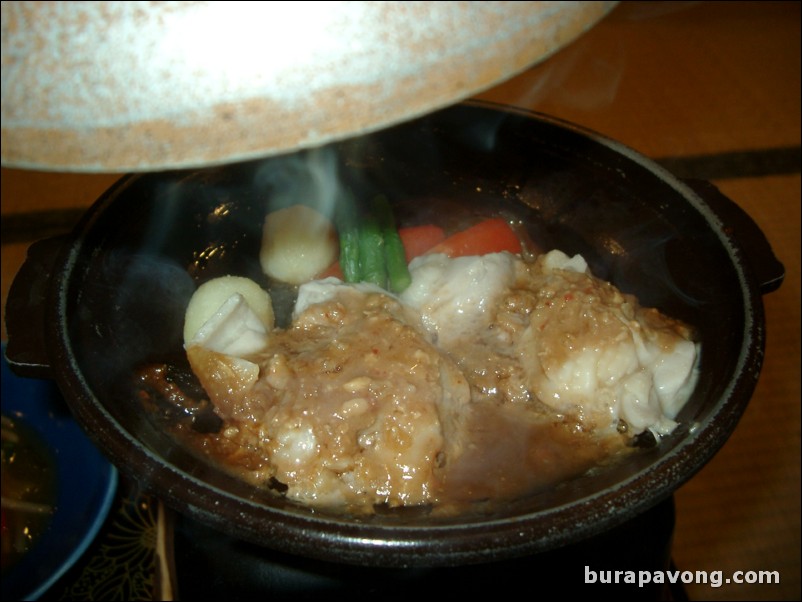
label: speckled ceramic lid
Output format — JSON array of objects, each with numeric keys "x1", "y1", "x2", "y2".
[{"x1": 1, "y1": 1, "x2": 617, "y2": 172}]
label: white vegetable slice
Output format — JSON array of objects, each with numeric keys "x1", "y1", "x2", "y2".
[
  {"x1": 260, "y1": 204, "x2": 337, "y2": 285},
  {"x1": 190, "y1": 294, "x2": 269, "y2": 356},
  {"x1": 183, "y1": 275, "x2": 274, "y2": 345}
]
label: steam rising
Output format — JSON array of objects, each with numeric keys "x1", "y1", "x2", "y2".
[{"x1": 252, "y1": 147, "x2": 342, "y2": 222}]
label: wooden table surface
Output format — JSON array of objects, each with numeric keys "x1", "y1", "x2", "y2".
[{"x1": 2, "y1": 2, "x2": 799, "y2": 600}]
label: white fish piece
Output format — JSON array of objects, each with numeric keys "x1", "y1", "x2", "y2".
[
  {"x1": 624, "y1": 328, "x2": 700, "y2": 435},
  {"x1": 540, "y1": 248, "x2": 589, "y2": 274},
  {"x1": 293, "y1": 277, "x2": 388, "y2": 318},
  {"x1": 401, "y1": 252, "x2": 517, "y2": 346},
  {"x1": 525, "y1": 250, "x2": 700, "y2": 436}
]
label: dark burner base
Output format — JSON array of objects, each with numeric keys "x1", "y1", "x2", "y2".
[{"x1": 173, "y1": 496, "x2": 683, "y2": 601}]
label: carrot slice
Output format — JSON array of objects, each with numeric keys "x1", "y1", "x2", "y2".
[
  {"x1": 424, "y1": 217, "x2": 522, "y2": 258},
  {"x1": 399, "y1": 224, "x2": 447, "y2": 261}
]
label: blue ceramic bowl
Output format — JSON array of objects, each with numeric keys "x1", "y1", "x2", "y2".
[{"x1": 1, "y1": 343, "x2": 117, "y2": 601}]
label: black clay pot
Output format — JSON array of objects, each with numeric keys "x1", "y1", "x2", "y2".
[{"x1": 5, "y1": 101, "x2": 784, "y2": 568}]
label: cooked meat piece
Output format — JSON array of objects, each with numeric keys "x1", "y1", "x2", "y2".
[{"x1": 188, "y1": 283, "x2": 470, "y2": 510}]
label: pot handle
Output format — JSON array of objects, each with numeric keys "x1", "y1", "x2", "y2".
[
  {"x1": 4, "y1": 236, "x2": 67, "y2": 379},
  {"x1": 684, "y1": 179, "x2": 785, "y2": 295}
]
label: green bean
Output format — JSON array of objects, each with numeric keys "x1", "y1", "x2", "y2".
[
  {"x1": 336, "y1": 190, "x2": 362, "y2": 283},
  {"x1": 357, "y1": 209, "x2": 387, "y2": 288},
  {"x1": 335, "y1": 190, "x2": 409, "y2": 292},
  {"x1": 372, "y1": 194, "x2": 411, "y2": 293}
]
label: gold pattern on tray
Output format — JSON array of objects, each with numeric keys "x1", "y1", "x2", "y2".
[{"x1": 57, "y1": 485, "x2": 158, "y2": 601}]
